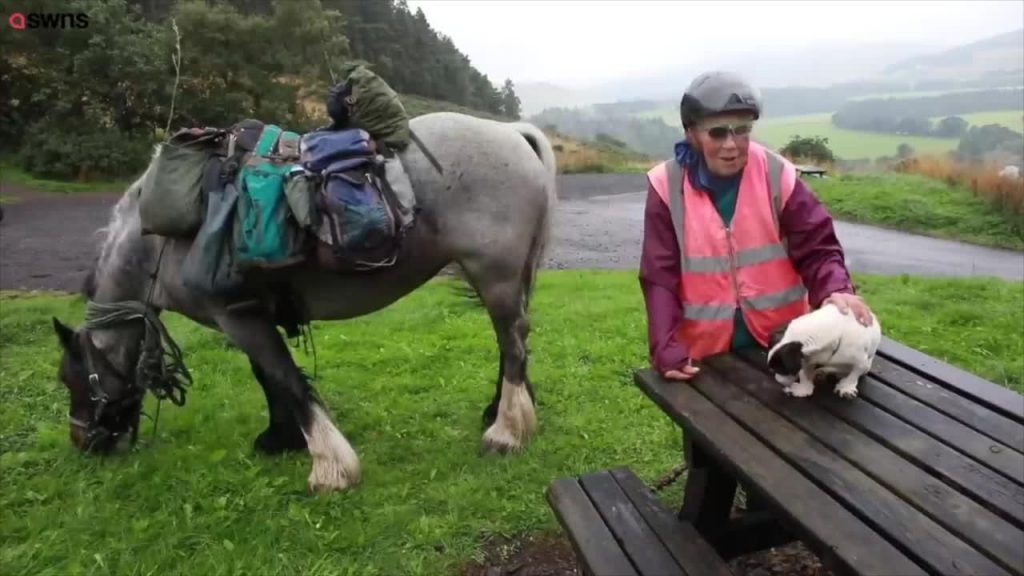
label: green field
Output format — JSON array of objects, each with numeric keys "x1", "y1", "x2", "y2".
[
  {"x1": 752, "y1": 114, "x2": 959, "y2": 159},
  {"x1": 636, "y1": 107, "x2": 1023, "y2": 160},
  {"x1": 635, "y1": 109, "x2": 959, "y2": 159},
  {"x1": 951, "y1": 110, "x2": 1024, "y2": 132},
  {"x1": 1, "y1": 271, "x2": 1021, "y2": 575},
  {"x1": 848, "y1": 86, "x2": 1024, "y2": 101}
]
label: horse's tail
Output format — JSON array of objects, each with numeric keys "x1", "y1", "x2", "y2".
[
  {"x1": 510, "y1": 122, "x2": 557, "y2": 309},
  {"x1": 509, "y1": 121, "x2": 558, "y2": 190}
]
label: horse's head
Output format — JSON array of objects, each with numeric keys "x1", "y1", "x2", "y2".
[{"x1": 53, "y1": 317, "x2": 146, "y2": 454}]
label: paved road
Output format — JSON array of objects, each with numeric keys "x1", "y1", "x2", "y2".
[
  {"x1": 2, "y1": 175, "x2": 1022, "y2": 293},
  {"x1": 543, "y1": 190, "x2": 1024, "y2": 281}
]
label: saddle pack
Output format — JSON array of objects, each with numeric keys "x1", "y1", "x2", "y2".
[
  {"x1": 138, "y1": 119, "x2": 418, "y2": 299},
  {"x1": 299, "y1": 127, "x2": 414, "y2": 271}
]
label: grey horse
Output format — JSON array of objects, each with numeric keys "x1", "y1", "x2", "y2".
[{"x1": 51, "y1": 112, "x2": 557, "y2": 492}]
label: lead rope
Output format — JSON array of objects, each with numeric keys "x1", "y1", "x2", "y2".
[
  {"x1": 652, "y1": 463, "x2": 688, "y2": 493},
  {"x1": 144, "y1": 239, "x2": 168, "y2": 441}
]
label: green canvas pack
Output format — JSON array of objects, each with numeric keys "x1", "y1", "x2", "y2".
[
  {"x1": 138, "y1": 127, "x2": 226, "y2": 237},
  {"x1": 233, "y1": 125, "x2": 308, "y2": 270},
  {"x1": 340, "y1": 64, "x2": 411, "y2": 151}
]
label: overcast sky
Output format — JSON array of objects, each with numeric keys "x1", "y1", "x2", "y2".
[{"x1": 405, "y1": 0, "x2": 1024, "y2": 87}]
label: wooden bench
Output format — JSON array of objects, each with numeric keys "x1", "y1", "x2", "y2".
[
  {"x1": 633, "y1": 336, "x2": 1024, "y2": 576},
  {"x1": 547, "y1": 467, "x2": 734, "y2": 576}
]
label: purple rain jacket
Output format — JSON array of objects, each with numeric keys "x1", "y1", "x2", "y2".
[{"x1": 639, "y1": 173, "x2": 857, "y2": 374}]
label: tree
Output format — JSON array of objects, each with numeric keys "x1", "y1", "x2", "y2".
[
  {"x1": 500, "y1": 79, "x2": 521, "y2": 120},
  {"x1": 935, "y1": 116, "x2": 968, "y2": 138},
  {"x1": 957, "y1": 124, "x2": 1024, "y2": 162},
  {"x1": 780, "y1": 135, "x2": 835, "y2": 164},
  {"x1": 897, "y1": 143, "x2": 915, "y2": 159}
]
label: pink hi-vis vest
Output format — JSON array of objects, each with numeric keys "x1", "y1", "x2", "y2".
[{"x1": 646, "y1": 141, "x2": 810, "y2": 360}]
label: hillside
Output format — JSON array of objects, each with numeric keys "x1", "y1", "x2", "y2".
[
  {"x1": 885, "y1": 28, "x2": 1024, "y2": 82},
  {"x1": 545, "y1": 131, "x2": 655, "y2": 174},
  {"x1": 1, "y1": 0, "x2": 521, "y2": 181},
  {"x1": 399, "y1": 94, "x2": 510, "y2": 121}
]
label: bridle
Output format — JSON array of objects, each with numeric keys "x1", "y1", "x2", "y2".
[
  {"x1": 68, "y1": 372, "x2": 146, "y2": 452},
  {"x1": 68, "y1": 299, "x2": 192, "y2": 452}
]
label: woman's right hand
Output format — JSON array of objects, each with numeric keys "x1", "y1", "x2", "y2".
[{"x1": 663, "y1": 360, "x2": 700, "y2": 380}]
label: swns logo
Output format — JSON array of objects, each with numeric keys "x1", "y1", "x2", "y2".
[{"x1": 8, "y1": 11, "x2": 90, "y2": 30}]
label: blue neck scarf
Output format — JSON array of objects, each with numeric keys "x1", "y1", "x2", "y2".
[{"x1": 673, "y1": 138, "x2": 741, "y2": 195}]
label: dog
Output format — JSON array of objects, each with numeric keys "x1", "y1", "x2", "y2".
[{"x1": 766, "y1": 303, "x2": 882, "y2": 399}]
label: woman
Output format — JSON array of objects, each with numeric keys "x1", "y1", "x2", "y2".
[{"x1": 640, "y1": 71, "x2": 874, "y2": 381}]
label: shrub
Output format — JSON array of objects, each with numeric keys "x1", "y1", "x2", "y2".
[
  {"x1": 19, "y1": 118, "x2": 155, "y2": 181},
  {"x1": 780, "y1": 135, "x2": 835, "y2": 164}
]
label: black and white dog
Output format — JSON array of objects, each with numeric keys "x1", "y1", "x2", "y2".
[{"x1": 766, "y1": 303, "x2": 882, "y2": 398}]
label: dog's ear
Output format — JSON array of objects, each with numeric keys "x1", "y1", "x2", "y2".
[{"x1": 768, "y1": 341, "x2": 803, "y2": 375}]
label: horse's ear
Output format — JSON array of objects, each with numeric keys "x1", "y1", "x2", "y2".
[{"x1": 53, "y1": 317, "x2": 76, "y2": 351}]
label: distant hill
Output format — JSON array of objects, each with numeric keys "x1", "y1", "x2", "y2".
[
  {"x1": 517, "y1": 41, "x2": 941, "y2": 113},
  {"x1": 884, "y1": 28, "x2": 1024, "y2": 82},
  {"x1": 515, "y1": 82, "x2": 603, "y2": 117},
  {"x1": 519, "y1": 29, "x2": 1024, "y2": 117}
]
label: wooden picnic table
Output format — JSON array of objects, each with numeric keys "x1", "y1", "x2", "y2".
[
  {"x1": 633, "y1": 336, "x2": 1024, "y2": 576},
  {"x1": 795, "y1": 165, "x2": 828, "y2": 178}
]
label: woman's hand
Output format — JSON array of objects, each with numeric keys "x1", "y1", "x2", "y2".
[
  {"x1": 824, "y1": 292, "x2": 874, "y2": 326},
  {"x1": 664, "y1": 359, "x2": 701, "y2": 381}
]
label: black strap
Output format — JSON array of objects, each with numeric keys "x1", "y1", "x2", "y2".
[{"x1": 409, "y1": 130, "x2": 443, "y2": 175}]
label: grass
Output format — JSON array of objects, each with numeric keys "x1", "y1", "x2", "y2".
[
  {"x1": 813, "y1": 172, "x2": 1024, "y2": 250},
  {"x1": 0, "y1": 158, "x2": 131, "y2": 195},
  {"x1": 1, "y1": 270, "x2": 1022, "y2": 575},
  {"x1": 895, "y1": 154, "x2": 1024, "y2": 218}
]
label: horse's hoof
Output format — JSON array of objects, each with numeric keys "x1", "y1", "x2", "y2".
[
  {"x1": 307, "y1": 448, "x2": 361, "y2": 493},
  {"x1": 481, "y1": 423, "x2": 526, "y2": 455},
  {"x1": 254, "y1": 426, "x2": 307, "y2": 455},
  {"x1": 308, "y1": 466, "x2": 360, "y2": 493},
  {"x1": 481, "y1": 434, "x2": 523, "y2": 456}
]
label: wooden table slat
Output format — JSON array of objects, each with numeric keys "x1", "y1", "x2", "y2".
[
  {"x1": 546, "y1": 478, "x2": 640, "y2": 576},
  {"x1": 579, "y1": 470, "x2": 685, "y2": 576},
  {"x1": 858, "y1": 377, "x2": 1024, "y2": 483},
  {"x1": 634, "y1": 369, "x2": 928, "y2": 576},
  {"x1": 610, "y1": 468, "x2": 735, "y2": 576},
  {"x1": 692, "y1": 362, "x2": 1011, "y2": 576},
  {"x1": 870, "y1": 356, "x2": 1024, "y2": 452},
  {"x1": 736, "y1": 349, "x2": 1024, "y2": 527},
  {"x1": 710, "y1": 354, "x2": 1024, "y2": 575},
  {"x1": 878, "y1": 337, "x2": 1024, "y2": 423}
]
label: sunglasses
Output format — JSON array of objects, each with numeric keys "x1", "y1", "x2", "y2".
[{"x1": 702, "y1": 122, "x2": 754, "y2": 140}]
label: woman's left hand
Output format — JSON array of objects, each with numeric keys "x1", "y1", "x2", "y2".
[{"x1": 824, "y1": 292, "x2": 874, "y2": 326}]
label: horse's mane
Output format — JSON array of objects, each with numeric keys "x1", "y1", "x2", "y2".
[{"x1": 82, "y1": 166, "x2": 149, "y2": 300}]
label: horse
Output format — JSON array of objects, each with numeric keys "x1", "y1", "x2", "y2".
[{"x1": 51, "y1": 112, "x2": 558, "y2": 492}]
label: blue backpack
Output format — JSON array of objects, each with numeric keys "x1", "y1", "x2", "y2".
[{"x1": 300, "y1": 128, "x2": 404, "y2": 270}]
